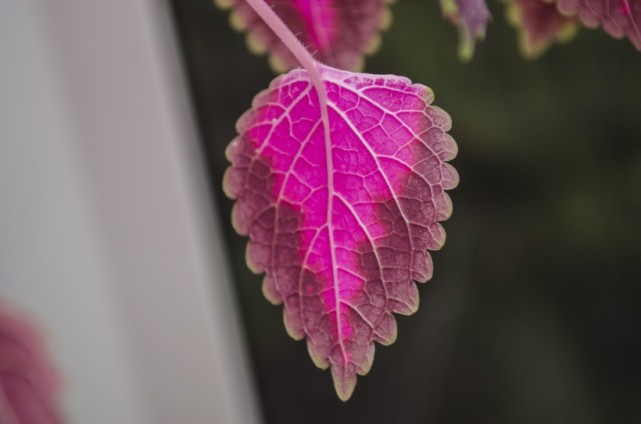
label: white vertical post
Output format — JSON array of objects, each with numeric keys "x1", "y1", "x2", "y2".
[{"x1": 0, "y1": 1, "x2": 261, "y2": 423}]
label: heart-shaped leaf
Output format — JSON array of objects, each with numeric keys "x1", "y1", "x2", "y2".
[
  {"x1": 0, "y1": 303, "x2": 63, "y2": 423},
  {"x1": 555, "y1": 0, "x2": 641, "y2": 50},
  {"x1": 216, "y1": 0, "x2": 392, "y2": 71},
  {"x1": 224, "y1": 64, "x2": 458, "y2": 400},
  {"x1": 506, "y1": 0, "x2": 578, "y2": 57}
]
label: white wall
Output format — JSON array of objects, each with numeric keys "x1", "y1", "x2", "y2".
[{"x1": 0, "y1": 1, "x2": 261, "y2": 423}]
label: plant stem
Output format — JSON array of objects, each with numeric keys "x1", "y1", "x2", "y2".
[
  {"x1": 244, "y1": 0, "x2": 338, "y2": 360},
  {"x1": 244, "y1": 0, "x2": 324, "y2": 87},
  {"x1": 244, "y1": 0, "x2": 331, "y2": 175}
]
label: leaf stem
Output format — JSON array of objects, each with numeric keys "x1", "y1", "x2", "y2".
[
  {"x1": 244, "y1": 0, "x2": 323, "y2": 87},
  {"x1": 244, "y1": 0, "x2": 344, "y2": 365}
]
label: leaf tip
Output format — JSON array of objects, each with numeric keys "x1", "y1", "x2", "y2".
[
  {"x1": 442, "y1": 191, "x2": 456, "y2": 220},
  {"x1": 351, "y1": 56, "x2": 366, "y2": 73},
  {"x1": 283, "y1": 310, "x2": 305, "y2": 340},
  {"x1": 222, "y1": 169, "x2": 234, "y2": 199},
  {"x1": 379, "y1": 7, "x2": 394, "y2": 31},
  {"x1": 307, "y1": 342, "x2": 330, "y2": 369},
  {"x1": 261, "y1": 275, "x2": 282, "y2": 305},
  {"x1": 457, "y1": 34, "x2": 480, "y2": 62},
  {"x1": 429, "y1": 105, "x2": 453, "y2": 132},
  {"x1": 229, "y1": 10, "x2": 247, "y2": 32},
  {"x1": 331, "y1": 367, "x2": 357, "y2": 402},
  {"x1": 429, "y1": 222, "x2": 448, "y2": 251},
  {"x1": 268, "y1": 54, "x2": 289, "y2": 74},
  {"x1": 213, "y1": 0, "x2": 232, "y2": 10},
  {"x1": 245, "y1": 243, "x2": 262, "y2": 274},
  {"x1": 441, "y1": 133, "x2": 459, "y2": 161},
  {"x1": 360, "y1": 343, "x2": 376, "y2": 375},
  {"x1": 443, "y1": 164, "x2": 460, "y2": 191},
  {"x1": 246, "y1": 32, "x2": 268, "y2": 55},
  {"x1": 364, "y1": 34, "x2": 383, "y2": 56}
]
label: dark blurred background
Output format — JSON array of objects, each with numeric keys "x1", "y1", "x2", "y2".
[{"x1": 169, "y1": 1, "x2": 641, "y2": 422}]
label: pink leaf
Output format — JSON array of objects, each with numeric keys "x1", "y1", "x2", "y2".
[
  {"x1": 506, "y1": 0, "x2": 578, "y2": 57},
  {"x1": 440, "y1": 0, "x2": 492, "y2": 60},
  {"x1": 217, "y1": 0, "x2": 392, "y2": 71},
  {"x1": 555, "y1": 0, "x2": 641, "y2": 50},
  {"x1": 0, "y1": 303, "x2": 63, "y2": 424},
  {"x1": 224, "y1": 64, "x2": 458, "y2": 400}
]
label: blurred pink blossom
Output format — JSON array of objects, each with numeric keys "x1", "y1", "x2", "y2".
[{"x1": 0, "y1": 303, "x2": 63, "y2": 424}]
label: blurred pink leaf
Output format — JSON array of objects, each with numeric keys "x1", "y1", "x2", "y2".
[
  {"x1": 224, "y1": 64, "x2": 458, "y2": 400},
  {"x1": 0, "y1": 303, "x2": 63, "y2": 424},
  {"x1": 507, "y1": 0, "x2": 578, "y2": 57},
  {"x1": 217, "y1": 0, "x2": 392, "y2": 71},
  {"x1": 555, "y1": 0, "x2": 641, "y2": 50},
  {"x1": 440, "y1": 0, "x2": 492, "y2": 60}
]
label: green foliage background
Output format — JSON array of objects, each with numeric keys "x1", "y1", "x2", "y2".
[{"x1": 170, "y1": 1, "x2": 641, "y2": 422}]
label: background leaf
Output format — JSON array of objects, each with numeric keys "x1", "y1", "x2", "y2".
[
  {"x1": 555, "y1": 0, "x2": 641, "y2": 50},
  {"x1": 0, "y1": 303, "x2": 63, "y2": 424},
  {"x1": 440, "y1": 0, "x2": 492, "y2": 60},
  {"x1": 217, "y1": 0, "x2": 392, "y2": 71},
  {"x1": 224, "y1": 64, "x2": 458, "y2": 400},
  {"x1": 506, "y1": 0, "x2": 578, "y2": 57}
]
